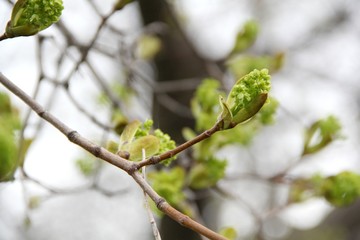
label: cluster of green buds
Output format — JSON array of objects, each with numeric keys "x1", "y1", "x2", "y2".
[
  {"x1": 218, "y1": 68, "x2": 271, "y2": 130},
  {"x1": 4, "y1": 0, "x2": 63, "y2": 38},
  {"x1": 290, "y1": 171, "x2": 360, "y2": 207},
  {"x1": 109, "y1": 120, "x2": 176, "y2": 163}
]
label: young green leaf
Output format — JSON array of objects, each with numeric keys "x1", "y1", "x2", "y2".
[
  {"x1": 119, "y1": 120, "x2": 141, "y2": 147},
  {"x1": 123, "y1": 135, "x2": 160, "y2": 161}
]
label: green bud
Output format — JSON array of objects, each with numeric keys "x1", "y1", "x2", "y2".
[
  {"x1": 154, "y1": 129, "x2": 177, "y2": 165},
  {"x1": 219, "y1": 227, "x2": 237, "y2": 240},
  {"x1": 137, "y1": 35, "x2": 162, "y2": 60},
  {"x1": 230, "y1": 20, "x2": 259, "y2": 54},
  {"x1": 5, "y1": 0, "x2": 64, "y2": 38},
  {"x1": 320, "y1": 171, "x2": 360, "y2": 207},
  {"x1": 303, "y1": 115, "x2": 342, "y2": 155},
  {"x1": 219, "y1": 69, "x2": 270, "y2": 129}
]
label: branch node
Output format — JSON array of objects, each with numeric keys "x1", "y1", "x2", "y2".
[
  {"x1": 92, "y1": 146, "x2": 102, "y2": 158},
  {"x1": 178, "y1": 215, "x2": 190, "y2": 226},
  {"x1": 127, "y1": 163, "x2": 139, "y2": 175},
  {"x1": 204, "y1": 130, "x2": 212, "y2": 137},
  {"x1": 38, "y1": 110, "x2": 46, "y2": 118},
  {"x1": 67, "y1": 130, "x2": 78, "y2": 142},
  {"x1": 155, "y1": 197, "x2": 166, "y2": 210}
]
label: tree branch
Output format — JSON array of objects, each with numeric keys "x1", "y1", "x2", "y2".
[
  {"x1": 0, "y1": 72, "x2": 228, "y2": 240},
  {"x1": 0, "y1": 72, "x2": 133, "y2": 173},
  {"x1": 131, "y1": 171, "x2": 227, "y2": 240}
]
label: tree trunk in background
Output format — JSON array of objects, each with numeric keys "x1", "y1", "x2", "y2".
[
  {"x1": 138, "y1": 0, "x2": 208, "y2": 143},
  {"x1": 138, "y1": 0, "x2": 208, "y2": 239}
]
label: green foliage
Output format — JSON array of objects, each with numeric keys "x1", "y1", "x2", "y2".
[
  {"x1": 76, "y1": 157, "x2": 98, "y2": 177},
  {"x1": 257, "y1": 97, "x2": 279, "y2": 125},
  {"x1": 148, "y1": 167, "x2": 186, "y2": 207},
  {"x1": 227, "y1": 68, "x2": 271, "y2": 115},
  {"x1": 183, "y1": 69, "x2": 277, "y2": 195},
  {"x1": 137, "y1": 35, "x2": 162, "y2": 60},
  {"x1": 191, "y1": 78, "x2": 225, "y2": 131},
  {"x1": 28, "y1": 196, "x2": 41, "y2": 209},
  {"x1": 154, "y1": 129, "x2": 177, "y2": 165},
  {"x1": 230, "y1": 20, "x2": 259, "y2": 55},
  {"x1": 134, "y1": 119, "x2": 153, "y2": 138},
  {"x1": 0, "y1": 91, "x2": 22, "y2": 182},
  {"x1": 320, "y1": 171, "x2": 360, "y2": 206},
  {"x1": 227, "y1": 53, "x2": 284, "y2": 79},
  {"x1": 219, "y1": 227, "x2": 238, "y2": 240},
  {"x1": 290, "y1": 172, "x2": 360, "y2": 207},
  {"x1": 122, "y1": 135, "x2": 160, "y2": 161},
  {"x1": 189, "y1": 157, "x2": 227, "y2": 189},
  {"x1": 303, "y1": 115, "x2": 342, "y2": 155},
  {"x1": 0, "y1": 127, "x2": 18, "y2": 181},
  {"x1": 5, "y1": 0, "x2": 64, "y2": 38},
  {"x1": 119, "y1": 120, "x2": 142, "y2": 146}
]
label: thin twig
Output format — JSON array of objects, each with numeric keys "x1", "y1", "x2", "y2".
[
  {"x1": 142, "y1": 149, "x2": 162, "y2": 240},
  {"x1": 131, "y1": 171, "x2": 227, "y2": 240}
]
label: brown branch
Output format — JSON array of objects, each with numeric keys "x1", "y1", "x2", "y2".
[
  {"x1": 0, "y1": 72, "x2": 228, "y2": 240},
  {"x1": 0, "y1": 72, "x2": 133, "y2": 173}
]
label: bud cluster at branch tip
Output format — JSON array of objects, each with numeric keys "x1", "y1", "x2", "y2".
[
  {"x1": 5, "y1": 0, "x2": 63, "y2": 38},
  {"x1": 218, "y1": 68, "x2": 271, "y2": 129}
]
